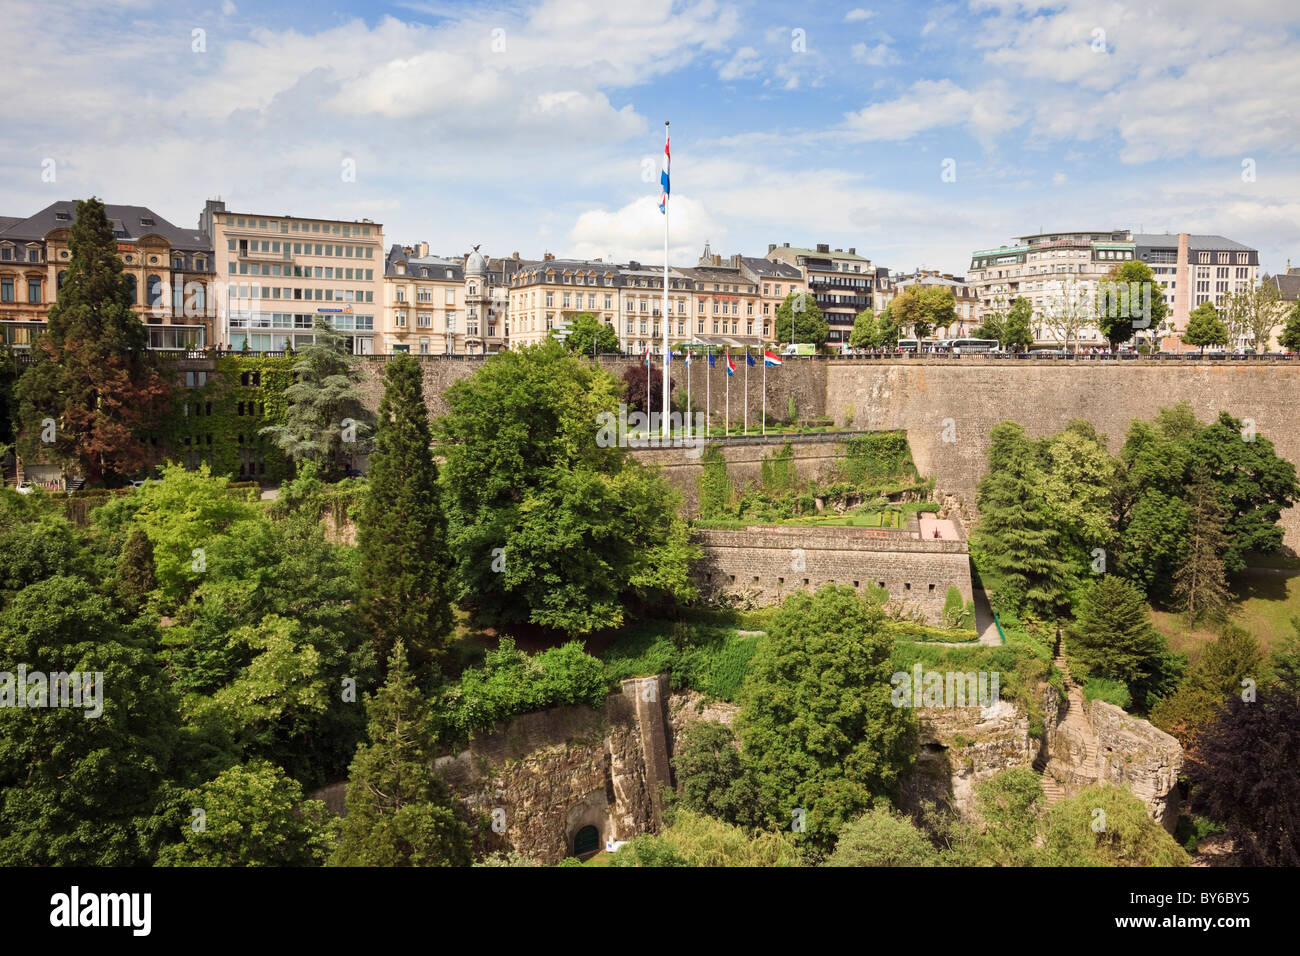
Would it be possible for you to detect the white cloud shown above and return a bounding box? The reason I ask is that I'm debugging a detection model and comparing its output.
[839,80,1017,145]
[567,194,722,263]
[221,0,237,15]
[851,41,897,67]
[844,8,875,21]
[718,46,763,81]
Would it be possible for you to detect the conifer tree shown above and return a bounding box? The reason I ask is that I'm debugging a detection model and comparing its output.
[1172,470,1230,624]
[357,354,452,674]
[330,642,471,867]
[259,318,371,480]
[1066,575,1166,689]
[116,527,157,615]
[16,198,171,484]
[971,422,1075,618]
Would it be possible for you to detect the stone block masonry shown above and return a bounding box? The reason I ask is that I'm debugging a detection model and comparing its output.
[693,524,973,622]
[825,360,1300,547]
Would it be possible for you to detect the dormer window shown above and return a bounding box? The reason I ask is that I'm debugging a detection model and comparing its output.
[140,217,155,227]
[55,212,71,222]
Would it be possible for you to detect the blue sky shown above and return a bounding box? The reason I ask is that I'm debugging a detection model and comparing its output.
[3,0,1298,275]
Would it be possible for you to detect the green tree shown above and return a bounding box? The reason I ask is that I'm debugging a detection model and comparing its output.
[357,354,453,675]
[966,768,1045,866]
[1223,279,1282,352]
[848,309,878,348]
[554,312,620,355]
[773,291,829,347]
[1097,260,1168,350]
[1183,301,1229,354]
[1277,301,1300,353]
[1002,297,1034,351]
[439,341,695,634]
[1190,411,1300,573]
[615,810,801,867]
[15,197,173,484]
[1066,576,1174,702]
[1150,626,1261,748]
[1038,420,1115,566]
[735,586,916,853]
[971,423,1075,618]
[259,318,372,480]
[671,720,764,830]
[892,284,956,341]
[876,305,900,348]
[1171,469,1230,624]
[115,527,157,615]
[155,760,336,866]
[331,642,472,867]
[825,806,942,867]
[0,576,179,865]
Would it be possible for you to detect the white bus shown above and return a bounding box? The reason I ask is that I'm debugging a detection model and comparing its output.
[946,337,1000,353]
[897,337,920,353]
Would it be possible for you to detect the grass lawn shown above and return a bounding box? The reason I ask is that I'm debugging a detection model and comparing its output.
[1151,567,1300,659]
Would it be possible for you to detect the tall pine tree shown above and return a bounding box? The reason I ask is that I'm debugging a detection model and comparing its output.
[357,354,452,674]
[16,198,171,484]
[330,641,471,867]
[1172,469,1230,624]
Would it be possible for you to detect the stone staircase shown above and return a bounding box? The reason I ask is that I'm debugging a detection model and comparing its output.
[1034,632,1100,805]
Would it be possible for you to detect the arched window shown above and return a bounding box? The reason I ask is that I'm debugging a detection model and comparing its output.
[147,274,163,308]
[124,274,138,303]
[56,270,67,292]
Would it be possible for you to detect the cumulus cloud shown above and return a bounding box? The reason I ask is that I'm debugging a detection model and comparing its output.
[718,46,763,81]
[844,8,875,21]
[851,40,897,67]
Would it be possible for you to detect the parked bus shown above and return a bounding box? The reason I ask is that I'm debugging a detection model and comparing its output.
[897,338,919,353]
[947,337,1000,353]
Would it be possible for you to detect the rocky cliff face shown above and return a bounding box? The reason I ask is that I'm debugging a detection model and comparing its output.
[906,685,1182,831]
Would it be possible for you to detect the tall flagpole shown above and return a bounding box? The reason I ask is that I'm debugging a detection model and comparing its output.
[762,352,767,436]
[661,120,671,440]
[725,351,729,437]
[646,350,651,439]
[686,351,692,441]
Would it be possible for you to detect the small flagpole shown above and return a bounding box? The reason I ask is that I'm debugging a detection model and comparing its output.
[661,121,670,440]
[743,346,749,435]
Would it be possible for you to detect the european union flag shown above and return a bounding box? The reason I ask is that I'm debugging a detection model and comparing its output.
[746,351,756,367]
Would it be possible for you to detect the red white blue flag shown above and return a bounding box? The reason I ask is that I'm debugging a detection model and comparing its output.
[763,350,783,366]
[659,136,670,214]
[725,350,736,376]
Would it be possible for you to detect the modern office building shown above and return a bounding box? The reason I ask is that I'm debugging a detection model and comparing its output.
[200,199,384,354]
[0,201,214,350]
[1133,233,1258,348]
[764,242,875,344]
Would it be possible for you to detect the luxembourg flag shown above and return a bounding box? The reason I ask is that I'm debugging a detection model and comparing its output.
[724,350,736,376]
[684,350,691,367]
[659,134,670,214]
[763,350,783,367]
[644,346,652,367]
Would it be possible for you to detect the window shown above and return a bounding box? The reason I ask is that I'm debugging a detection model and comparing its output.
[0,278,12,302]
[27,280,41,303]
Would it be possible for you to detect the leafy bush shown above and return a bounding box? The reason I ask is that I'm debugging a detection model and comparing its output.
[441,638,609,740]
[603,623,761,701]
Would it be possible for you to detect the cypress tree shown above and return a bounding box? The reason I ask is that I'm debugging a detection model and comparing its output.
[357,353,452,674]
[330,641,471,867]
[16,198,171,484]
[116,527,157,615]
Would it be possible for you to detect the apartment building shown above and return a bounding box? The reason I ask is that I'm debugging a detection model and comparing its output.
[883,270,981,337]
[508,255,623,349]
[0,201,214,350]
[201,199,384,354]
[1134,233,1258,349]
[968,229,1135,346]
[740,254,807,343]
[764,242,875,344]
[383,243,519,354]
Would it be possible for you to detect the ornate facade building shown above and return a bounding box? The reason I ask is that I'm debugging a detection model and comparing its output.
[0,201,214,350]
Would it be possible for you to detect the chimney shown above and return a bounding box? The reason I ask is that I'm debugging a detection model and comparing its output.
[544,252,555,261]
[712,254,721,266]
[848,247,856,255]
[512,251,520,260]
[403,245,413,256]
[417,241,429,257]
[816,243,830,253]
[731,253,742,269]
[768,243,776,253]
[783,242,790,248]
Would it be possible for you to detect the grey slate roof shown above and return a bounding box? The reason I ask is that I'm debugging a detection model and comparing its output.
[740,255,801,278]
[1133,233,1256,253]
[0,201,210,250]
[1268,272,1300,301]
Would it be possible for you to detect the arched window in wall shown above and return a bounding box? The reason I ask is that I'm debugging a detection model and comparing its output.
[147,274,163,308]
